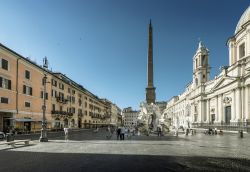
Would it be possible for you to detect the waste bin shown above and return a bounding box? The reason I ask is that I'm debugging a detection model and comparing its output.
[6,133,14,142]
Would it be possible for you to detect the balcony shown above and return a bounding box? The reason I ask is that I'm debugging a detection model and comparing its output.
[51,110,73,117]
[56,96,69,104]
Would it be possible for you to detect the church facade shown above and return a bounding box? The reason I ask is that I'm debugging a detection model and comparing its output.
[164,6,250,132]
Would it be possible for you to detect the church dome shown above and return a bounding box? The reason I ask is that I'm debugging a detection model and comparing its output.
[235,6,250,34]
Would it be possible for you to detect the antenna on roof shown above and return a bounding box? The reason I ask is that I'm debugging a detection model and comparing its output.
[43,56,48,69]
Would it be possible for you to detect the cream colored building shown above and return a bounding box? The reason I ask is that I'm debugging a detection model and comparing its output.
[110,103,122,126]
[164,6,250,132]
[123,107,139,128]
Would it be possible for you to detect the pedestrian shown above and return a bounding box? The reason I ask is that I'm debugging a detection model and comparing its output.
[157,124,162,136]
[106,126,112,139]
[64,126,69,141]
[116,127,121,140]
[120,126,125,140]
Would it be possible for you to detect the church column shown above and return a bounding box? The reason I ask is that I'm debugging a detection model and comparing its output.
[215,96,218,123]
[217,95,222,122]
[203,100,206,122]
[242,86,245,121]
[198,100,203,123]
[206,99,210,123]
[231,89,236,121]
[202,100,206,123]
[236,88,242,121]
[246,86,250,121]
[221,94,224,123]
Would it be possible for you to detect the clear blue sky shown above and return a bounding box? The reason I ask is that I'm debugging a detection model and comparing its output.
[0,0,249,110]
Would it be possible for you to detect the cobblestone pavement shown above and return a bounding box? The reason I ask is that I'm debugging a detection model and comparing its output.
[0,129,250,172]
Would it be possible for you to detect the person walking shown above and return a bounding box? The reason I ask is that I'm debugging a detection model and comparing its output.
[157,124,162,136]
[64,126,69,141]
[116,127,121,140]
[120,126,125,140]
[106,126,112,139]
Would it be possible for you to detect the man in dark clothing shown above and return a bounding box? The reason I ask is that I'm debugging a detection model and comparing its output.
[116,127,121,140]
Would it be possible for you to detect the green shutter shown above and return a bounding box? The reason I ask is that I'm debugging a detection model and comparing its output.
[8,80,11,90]
[0,77,2,87]
[23,85,26,94]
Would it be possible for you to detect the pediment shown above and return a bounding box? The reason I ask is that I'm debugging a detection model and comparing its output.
[211,76,235,91]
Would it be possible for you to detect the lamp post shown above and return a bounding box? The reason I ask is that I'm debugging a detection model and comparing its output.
[40,57,49,142]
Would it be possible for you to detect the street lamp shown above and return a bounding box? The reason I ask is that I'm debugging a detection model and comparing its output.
[40,57,49,142]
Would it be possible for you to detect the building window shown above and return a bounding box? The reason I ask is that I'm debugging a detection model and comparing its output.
[79,99,82,106]
[59,83,64,90]
[0,77,11,90]
[71,107,75,114]
[239,43,245,58]
[25,70,30,79]
[25,102,31,107]
[0,97,9,104]
[72,96,75,104]
[59,92,64,99]
[52,104,55,111]
[1,59,8,70]
[72,90,75,94]
[23,85,32,96]
[68,88,71,93]
[51,79,57,87]
[40,91,48,100]
[201,55,206,66]
[194,106,197,113]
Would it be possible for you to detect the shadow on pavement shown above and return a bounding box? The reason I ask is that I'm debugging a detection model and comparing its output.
[0,150,249,172]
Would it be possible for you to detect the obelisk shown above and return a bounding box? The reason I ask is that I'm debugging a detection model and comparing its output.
[146,20,156,104]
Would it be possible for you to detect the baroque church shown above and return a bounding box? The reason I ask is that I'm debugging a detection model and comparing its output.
[164,6,250,132]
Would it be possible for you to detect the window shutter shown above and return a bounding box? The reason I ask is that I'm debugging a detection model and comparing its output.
[0,77,2,87]
[8,80,11,90]
[23,85,26,94]
[41,91,43,98]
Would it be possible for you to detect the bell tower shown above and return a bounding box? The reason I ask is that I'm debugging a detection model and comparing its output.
[193,41,210,87]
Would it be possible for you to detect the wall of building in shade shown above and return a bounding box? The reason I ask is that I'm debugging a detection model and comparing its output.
[0,43,121,133]
[163,6,250,132]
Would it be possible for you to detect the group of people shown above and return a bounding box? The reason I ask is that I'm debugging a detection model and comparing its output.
[115,126,136,140]
[204,128,223,135]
